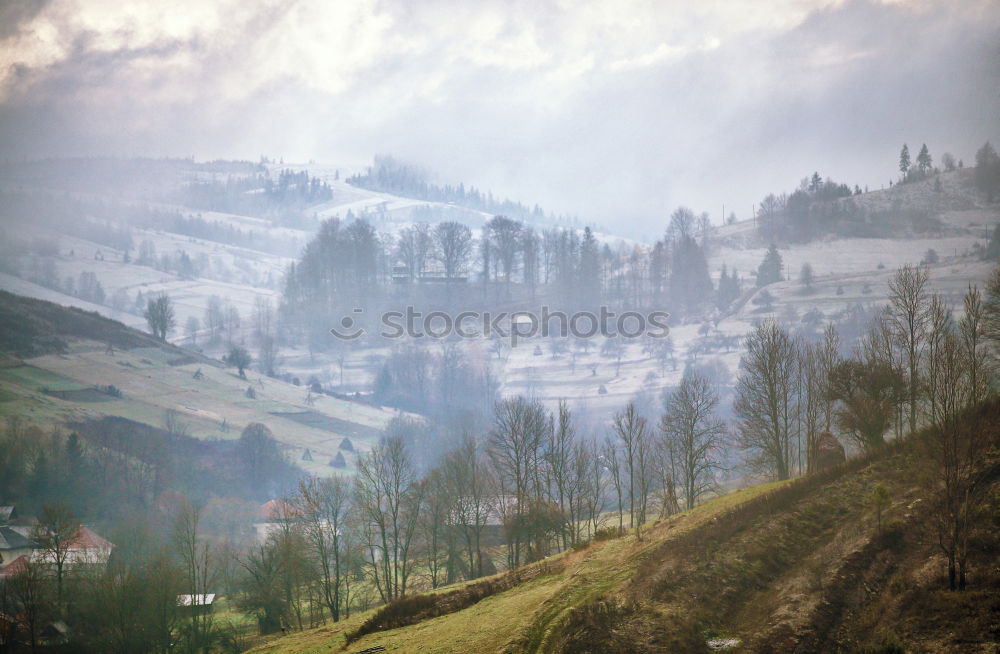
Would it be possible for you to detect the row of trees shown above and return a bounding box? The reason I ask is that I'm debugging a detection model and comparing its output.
[239,380,731,628]
[280,205,733,360]
[974,141,1000,201]
[0,414,299,527]
[179,168,333,221]
[346,155,575,226]
[735,265,993,475]
[898,142,935,181]
[737,264,999,592]
[752,138,1000,244]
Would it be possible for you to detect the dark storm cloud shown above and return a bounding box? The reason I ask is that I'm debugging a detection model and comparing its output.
[0,0,53,39]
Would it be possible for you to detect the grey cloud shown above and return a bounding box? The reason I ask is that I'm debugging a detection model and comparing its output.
[0,0,997,238]
[0,0,54,40]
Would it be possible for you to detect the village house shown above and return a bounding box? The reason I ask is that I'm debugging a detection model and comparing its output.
[55,526,115,567]
[0,505,115,572]
[176,593,217,617]
[0,527,33,568]
[253,499,302,543]
[0,506,32,572]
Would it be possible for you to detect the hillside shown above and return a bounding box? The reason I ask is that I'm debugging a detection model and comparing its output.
[0,292,397,476]
[0,160,997,425]
[248,402,1000,654]
[494,169,998,419]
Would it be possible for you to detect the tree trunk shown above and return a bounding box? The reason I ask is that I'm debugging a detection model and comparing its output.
[958,555,968,591]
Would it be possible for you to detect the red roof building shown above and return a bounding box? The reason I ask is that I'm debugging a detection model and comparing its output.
[255,499,302,522]
[0,555,28,578]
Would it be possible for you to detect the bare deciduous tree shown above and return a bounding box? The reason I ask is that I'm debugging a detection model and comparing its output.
[204,295,224,341]
[433,221,472,281]
[298,475,351,621]
[544,400,575,549]
[612,402,650,534]
[443,436,495,580]
[173,501,216,652]
[922,327,993,590]
[354,435,423,602]
[396,224,433,281]
[817,324,841,434]
[734,319,797,480]
[887,264,930,434]
[417,467,454,588]
[960,284,991,407]
[252,296,274,341]
[163,408,190,439]
[488,396,546,567]
[601,435,625,531]
[583,440,608,538]
[659,371,727,510]
[7,558,49,652]
[257,335,280,377]
[144,294,175,341]
[486,215,522,292]
[31,504,79,607]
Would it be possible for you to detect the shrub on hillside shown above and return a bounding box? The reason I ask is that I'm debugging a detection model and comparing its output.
[593,526,626,542]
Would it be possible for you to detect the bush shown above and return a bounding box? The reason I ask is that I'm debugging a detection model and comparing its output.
[593,526,625,542]
[751,289,775,311]
[863,632,905,654]
[344,562,562,644]
[349,594,439,641]
[98,384,123,398]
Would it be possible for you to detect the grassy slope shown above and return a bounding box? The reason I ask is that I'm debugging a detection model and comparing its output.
[0,292,396,474]
[254,407,1000,654]
[247,482,787,654]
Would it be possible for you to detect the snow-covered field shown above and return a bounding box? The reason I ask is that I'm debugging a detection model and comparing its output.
[708,235,982,281]
[2,162,997,434]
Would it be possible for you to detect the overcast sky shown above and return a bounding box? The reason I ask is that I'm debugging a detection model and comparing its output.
[1,0,998,238]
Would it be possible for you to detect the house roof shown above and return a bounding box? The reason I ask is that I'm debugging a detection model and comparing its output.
[0,555,29,578]
[255,499,301,521]
[0,526,31,551]
[63,526,114,551]
[177,593,216,606]
[0,506,14,523]
[42,620,68,636]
